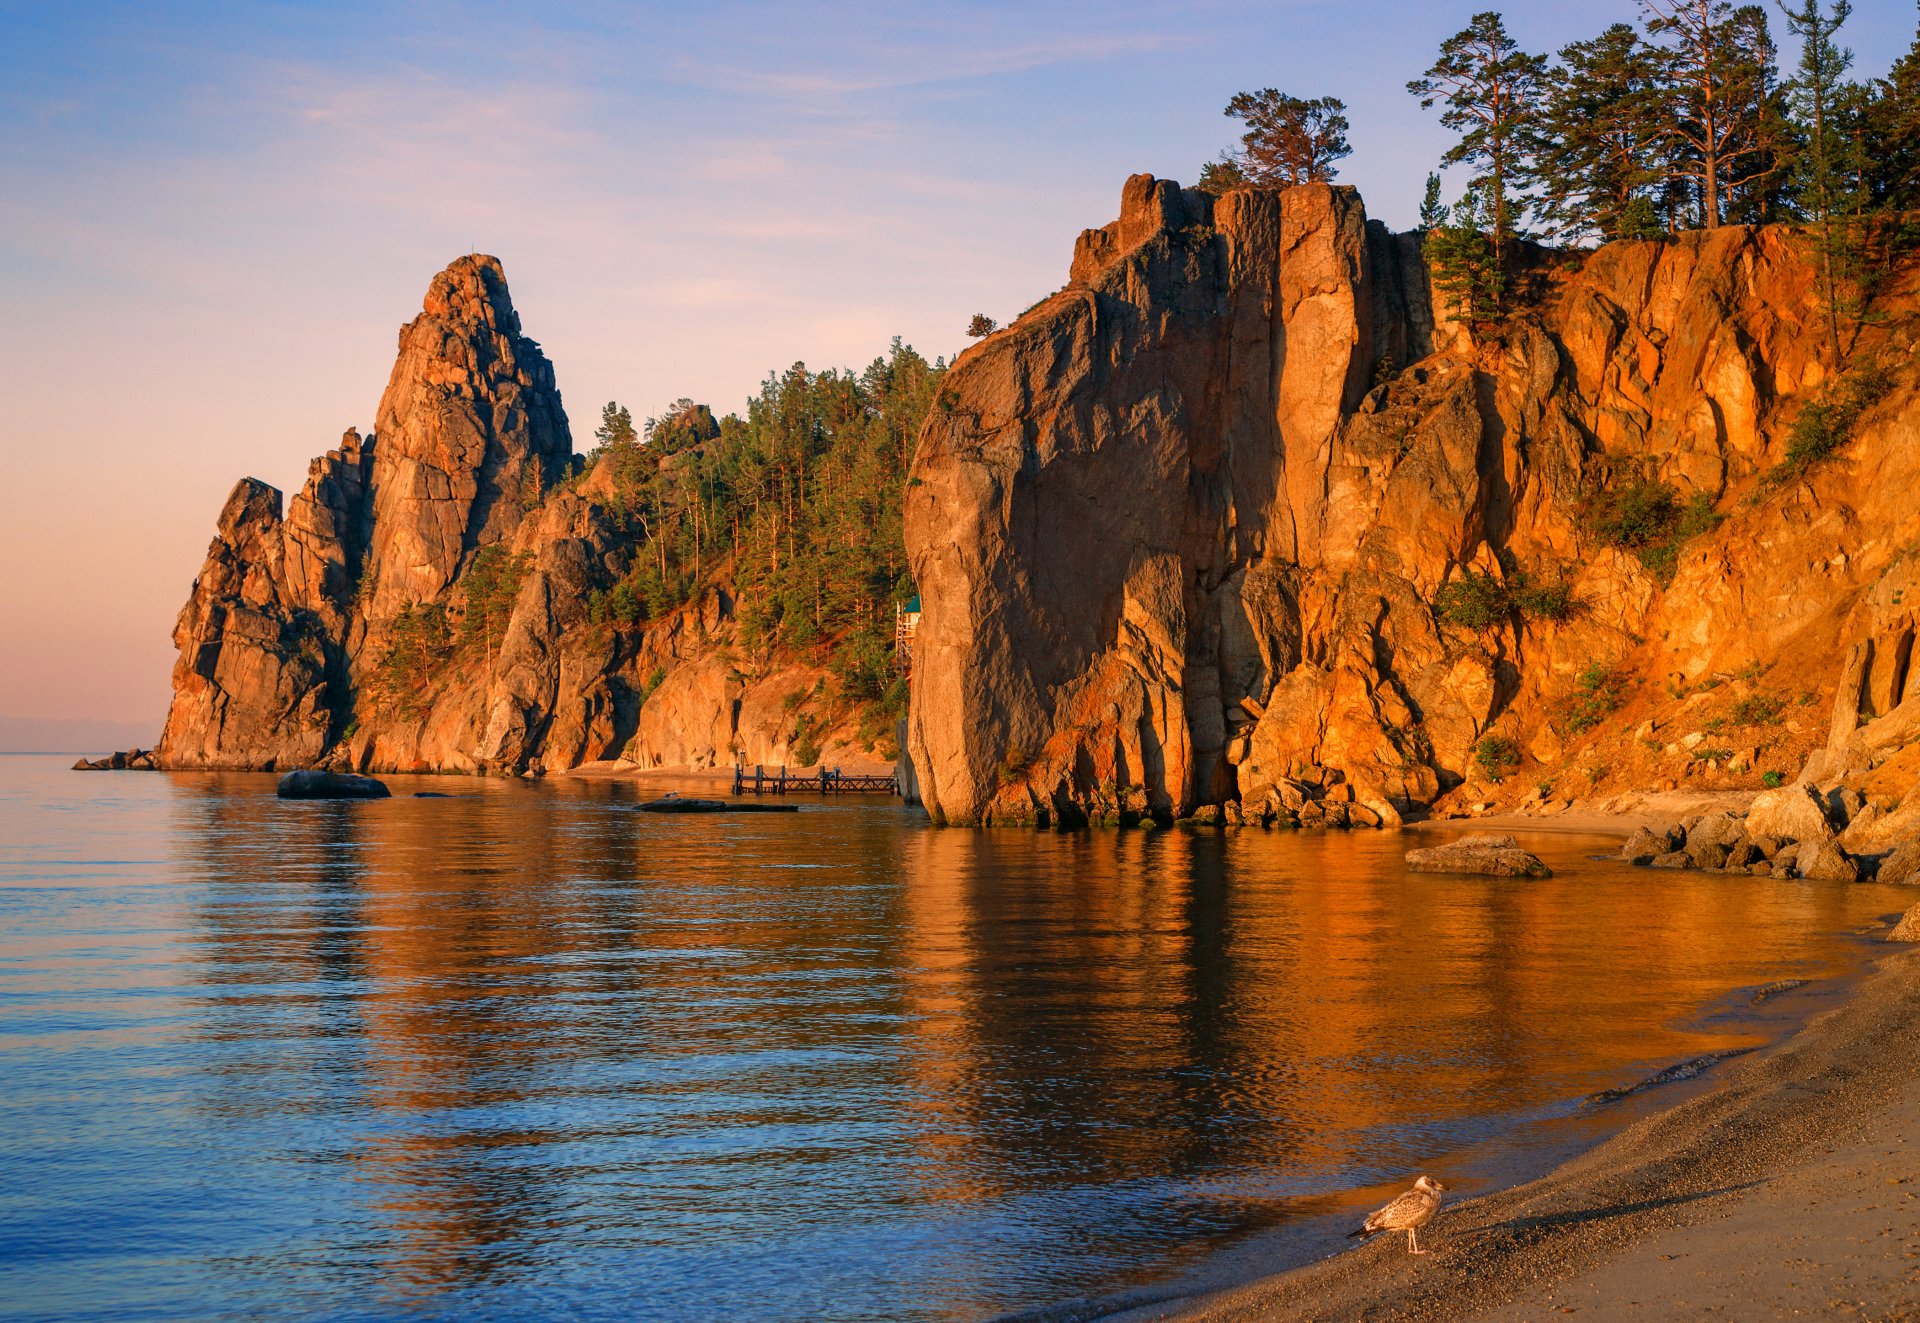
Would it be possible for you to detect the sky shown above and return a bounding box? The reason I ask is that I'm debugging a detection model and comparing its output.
[1,0,1912,750]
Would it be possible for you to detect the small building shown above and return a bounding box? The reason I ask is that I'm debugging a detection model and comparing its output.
[894,595,921,675]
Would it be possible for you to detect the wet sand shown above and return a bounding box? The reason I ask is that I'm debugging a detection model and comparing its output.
[1112,946,1920,1322]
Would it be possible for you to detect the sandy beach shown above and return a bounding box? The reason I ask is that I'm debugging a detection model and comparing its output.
[1109,944,1920,1322]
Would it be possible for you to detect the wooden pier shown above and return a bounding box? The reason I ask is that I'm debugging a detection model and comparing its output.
[732,764,899,796]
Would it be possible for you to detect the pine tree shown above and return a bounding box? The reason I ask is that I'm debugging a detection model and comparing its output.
[1408,12,1549,255]
[1864,10,1920,213]
[1196,155,1250,195]
[1426,188,1504,336]
[1419,173,1447,230]
[1720,5,1794,226]
[1780,0,1857,357]
[1640,0,1784,227]
[1222,90,1352,186]
[1534,23,1665,239]
[595,401,636,447]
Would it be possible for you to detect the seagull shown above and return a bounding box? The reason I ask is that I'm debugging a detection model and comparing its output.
[1348,1175,1447,1255]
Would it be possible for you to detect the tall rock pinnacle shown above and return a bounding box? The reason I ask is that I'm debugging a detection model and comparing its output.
[157,256,572,768]
[358,254,571,628]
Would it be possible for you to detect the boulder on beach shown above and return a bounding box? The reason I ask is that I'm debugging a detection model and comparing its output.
[1405,833,1553,878]
[1796,838,1861,882]
[1620,823,1682,863]
[276,769,390,800]
[1745,784,1838,845]
[1889,902,1920,942]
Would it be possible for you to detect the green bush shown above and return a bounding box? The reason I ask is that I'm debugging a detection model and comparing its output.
[458,546,532,661]
[637,666,667,705]
[1437,569,1583,630]
[1773,359,1893,478]
[1436,571,1510,630]
[1474,734,1522,782]
[374,603,452,716]
[1690,746,1735,763]
[1586,481,1721,586]
[1761,770,1786,788]
[1511,578,1582,623]
[1731,691,1784,726]
[1562,662,1627,735]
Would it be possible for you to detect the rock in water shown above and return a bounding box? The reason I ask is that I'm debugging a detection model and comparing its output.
[1405,834,1553,878]
[277,769,390,799]
[635,797,798,814]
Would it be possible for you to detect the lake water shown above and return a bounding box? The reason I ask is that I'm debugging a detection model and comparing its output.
[2,754,1910,1321]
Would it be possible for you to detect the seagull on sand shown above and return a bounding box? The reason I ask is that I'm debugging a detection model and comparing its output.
[1348,1175,1447,1255]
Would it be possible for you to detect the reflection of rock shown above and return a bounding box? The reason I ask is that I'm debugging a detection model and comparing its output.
[1405,834,1552,878]
[277,769,391,799]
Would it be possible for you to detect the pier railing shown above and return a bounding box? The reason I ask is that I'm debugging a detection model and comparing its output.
[732,765,899,796]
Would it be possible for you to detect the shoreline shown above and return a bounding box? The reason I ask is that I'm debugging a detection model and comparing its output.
[1091,939,1920,1322]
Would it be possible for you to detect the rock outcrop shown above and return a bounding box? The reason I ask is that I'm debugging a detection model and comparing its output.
[157,256,890,775]
[904,173,1919,827]
[1405,833,1553,878]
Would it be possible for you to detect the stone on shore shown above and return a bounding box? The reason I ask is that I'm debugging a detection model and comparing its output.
[1890,902,1920,942]
[277,769,390,799]
[1876,842,1920,887]
[1620,824,1682,863]
[1796,838,1861,882]
[1406,834,1553,878]
[1745,784,1838,845]
[1685,811,1747,852]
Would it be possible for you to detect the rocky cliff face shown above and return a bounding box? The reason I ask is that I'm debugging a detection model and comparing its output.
[158,255,886,774]
[904,175,1919,826]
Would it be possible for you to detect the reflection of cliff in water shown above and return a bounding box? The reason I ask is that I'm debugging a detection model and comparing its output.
[165,778,1889,1315]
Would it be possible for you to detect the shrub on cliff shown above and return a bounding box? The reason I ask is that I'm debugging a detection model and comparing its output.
[1561,662,1628,735]
[1585,479,1720,585]
[1436,571,1509,630]
[1436,569,1583,630]
[1773,357,1894,478]
[1475,735,1522,782]
[1196,156,1249,194]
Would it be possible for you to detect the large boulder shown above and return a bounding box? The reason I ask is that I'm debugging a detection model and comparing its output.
[1620,823,1682,862]
[1877,842,1920,886]
[1405,833,1553,878]
[277,769,391,800]
[1745,784,1839,845]
[1795,838,1860,881]
[1685,811,1747,852]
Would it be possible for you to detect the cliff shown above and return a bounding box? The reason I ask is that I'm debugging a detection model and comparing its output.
[903,175,1920,827]
[157,255,896,774]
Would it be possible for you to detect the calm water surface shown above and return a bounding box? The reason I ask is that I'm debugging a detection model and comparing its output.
[1,755,1910,1321]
